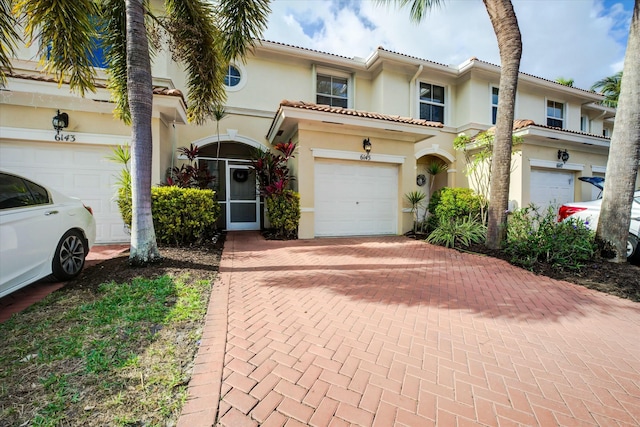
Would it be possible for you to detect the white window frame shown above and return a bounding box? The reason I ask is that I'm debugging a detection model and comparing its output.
[580,115,589,132]
[418,81,446,124]
[491,86,499,125]
[224,62,247,92]
[546,99,565,129]
[314,67,352,108]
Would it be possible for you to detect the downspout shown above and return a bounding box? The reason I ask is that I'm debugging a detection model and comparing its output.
[410,65,423,118]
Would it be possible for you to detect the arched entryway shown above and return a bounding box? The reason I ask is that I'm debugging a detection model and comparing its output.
[415,147,456,225]
[192,134,268,231]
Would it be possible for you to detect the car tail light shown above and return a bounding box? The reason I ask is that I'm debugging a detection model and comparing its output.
[84,205,94,216]
[558,205,587,222]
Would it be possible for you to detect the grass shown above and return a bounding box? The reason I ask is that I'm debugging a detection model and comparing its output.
[0,274,212,426]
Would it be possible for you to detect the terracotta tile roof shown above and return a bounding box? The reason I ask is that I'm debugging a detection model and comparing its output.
[6,72,185,99]
[510,119,610,140]
[466,58,600,95]
[279,100,444,128]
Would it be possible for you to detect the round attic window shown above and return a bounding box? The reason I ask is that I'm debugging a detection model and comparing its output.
[223,63,247,92]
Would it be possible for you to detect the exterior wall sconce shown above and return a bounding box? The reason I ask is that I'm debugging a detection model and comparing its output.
[363,138,372,153]
[361,138,372,161]
[558,149,569,163]
[52,110,69,132]
[52,110,75,141]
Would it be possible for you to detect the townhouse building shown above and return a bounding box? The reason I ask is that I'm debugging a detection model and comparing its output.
[0,36,623,242]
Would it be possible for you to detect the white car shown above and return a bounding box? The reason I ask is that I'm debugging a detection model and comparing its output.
[558,177,640,263]
[0,171,96,298]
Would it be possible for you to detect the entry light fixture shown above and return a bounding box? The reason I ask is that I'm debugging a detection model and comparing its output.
[557,149,569,164]
[52,110,69,132]
[362,138,372,153]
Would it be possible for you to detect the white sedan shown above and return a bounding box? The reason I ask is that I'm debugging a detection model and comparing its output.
[0,171,96,298]
[558,182,640,263]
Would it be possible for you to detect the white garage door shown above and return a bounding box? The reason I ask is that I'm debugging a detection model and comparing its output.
[314,160,398,237]
[530,169,575,212]
[0,141,129,244]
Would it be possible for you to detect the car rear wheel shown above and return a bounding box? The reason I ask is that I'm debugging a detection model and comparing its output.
[52,230,87,280]
[628,233,640,264]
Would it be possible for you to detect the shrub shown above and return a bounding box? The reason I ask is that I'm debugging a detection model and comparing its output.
[426,187,484,232]
[265,190,300,240]
[118,186,220,245]
[426,215,486,248]
[504,205,596,270]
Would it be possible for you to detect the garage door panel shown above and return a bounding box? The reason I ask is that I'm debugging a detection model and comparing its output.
[315,160,398,237]
[530,169,574,212]
[1,141,128,243]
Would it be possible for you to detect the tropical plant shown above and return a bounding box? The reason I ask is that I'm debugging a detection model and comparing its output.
[426,187,485,233]
[377,0,522,250]
[505,204,596,270]
[167,144,215,189]
[426,215,486,249]
[252,141,300,239]
[591,71,622,108]
[596,0,640,262]
[454,130,522,225]
[106,144,131,195]
[253,141,296,196]
[4,0,271,265]
[405,190,426,234]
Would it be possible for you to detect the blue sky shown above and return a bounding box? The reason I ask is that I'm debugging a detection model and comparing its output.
[263,0,634,90]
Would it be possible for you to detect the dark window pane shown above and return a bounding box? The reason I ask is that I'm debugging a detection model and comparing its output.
[332,98,348,108]
[0,174,34,209]
[492,87,499,105]
[419,83,431,101]
[492,106,498,125]
[25,181,49,205]
[317,75,332,94]
[317,95,332,105]
[432,85,444,103]
[432,105,444,123]
[547,118,563,128]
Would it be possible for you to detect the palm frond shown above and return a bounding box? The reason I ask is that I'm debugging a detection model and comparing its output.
[165,0,225,124]
[217,0,271,61]
[1,0,21,86]
[15,0,99,95]
[375,0,445,23]
[101,0,130,124]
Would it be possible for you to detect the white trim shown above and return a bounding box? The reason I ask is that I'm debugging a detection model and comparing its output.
[191,133,269,151]
[301,207,314,213]
[529,158,584,171]
[592,165,607,174]
[0,126,130,146]
[312,148,405,164]
[415,145,456,163]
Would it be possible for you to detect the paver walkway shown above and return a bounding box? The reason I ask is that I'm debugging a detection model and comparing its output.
[179,231,640,426]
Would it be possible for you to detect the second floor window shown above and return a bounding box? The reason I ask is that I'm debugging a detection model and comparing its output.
[491,87,499,125]
[419,82,445,123]
[317,74,348,108]
[224,65,242,88]
[547,100,564,128]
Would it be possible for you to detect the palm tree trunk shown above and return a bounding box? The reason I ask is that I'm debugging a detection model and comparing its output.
[126,0,161,265]
[596,0,640,262]
[483,0,522,249]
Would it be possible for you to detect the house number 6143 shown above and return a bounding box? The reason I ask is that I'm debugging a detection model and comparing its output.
[55,134,76,142]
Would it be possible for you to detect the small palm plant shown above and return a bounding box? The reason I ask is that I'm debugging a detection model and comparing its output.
[405,190,426,235]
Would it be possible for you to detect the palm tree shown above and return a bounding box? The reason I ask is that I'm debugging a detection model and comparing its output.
[596,0,640,262]
[380,0,522,249]
[556,77,574,87]
[591,71,622,108]
[6,0,271,265]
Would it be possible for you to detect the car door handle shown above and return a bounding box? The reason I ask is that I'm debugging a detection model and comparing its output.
[45,210,59,216]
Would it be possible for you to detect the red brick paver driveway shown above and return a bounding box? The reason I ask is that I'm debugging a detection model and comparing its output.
[179,232,640,426]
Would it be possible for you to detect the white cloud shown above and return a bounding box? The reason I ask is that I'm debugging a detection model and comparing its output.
[263,0,633,90]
